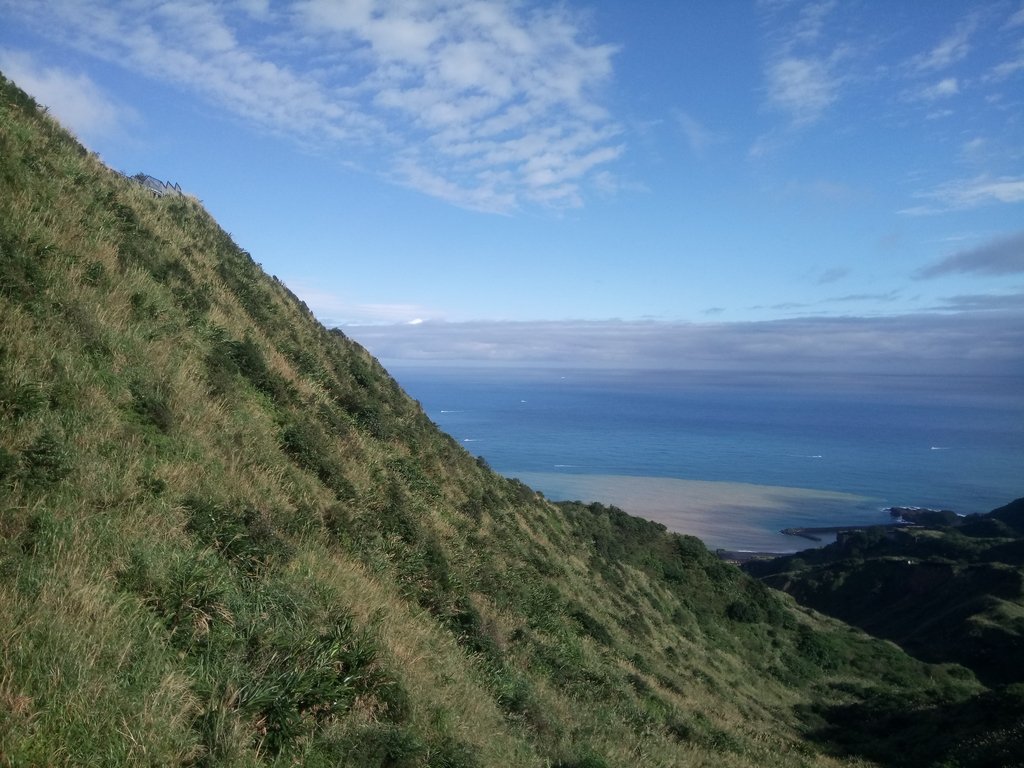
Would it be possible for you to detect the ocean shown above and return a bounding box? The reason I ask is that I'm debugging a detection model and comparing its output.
[389,366,1024,553]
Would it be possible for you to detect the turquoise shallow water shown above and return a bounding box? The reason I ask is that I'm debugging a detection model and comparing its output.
[391,366,1024,551]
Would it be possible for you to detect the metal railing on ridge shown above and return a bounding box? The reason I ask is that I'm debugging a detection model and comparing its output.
[128,173,184,197]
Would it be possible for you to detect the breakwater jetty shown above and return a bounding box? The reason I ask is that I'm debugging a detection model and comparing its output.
[781,506,961,542]
[779,525,867,542]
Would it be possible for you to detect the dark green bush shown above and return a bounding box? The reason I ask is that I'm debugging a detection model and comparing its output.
[204,332,294,405]
[334,723,424,767]
[427,734,482,768]
[279,417,355,499]
[129,378,173,433]
[618,610,652,638]
[445,595,500,661]
[0,232,49,305]
[158,550,234,648]
[215,258,281,331]
[665,716,695,742]
[794,625,841,672]
[569,604,613,646]
[237,627,361,754]
[229,336,293,404]
[554,755,609,768]
[489,666,537,719]
[0,446,18,485]
[20,428,71,485]
[726,600,761,623]
[626,672,651,695]
[184,497,292,575]
[82,260,107,286]
[0,369,47,422]
[63,301,111,360]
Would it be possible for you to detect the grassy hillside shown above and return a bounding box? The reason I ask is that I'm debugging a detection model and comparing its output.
[0,71,1016,767]
[746,503,1024,689]
[745,504,1024,766]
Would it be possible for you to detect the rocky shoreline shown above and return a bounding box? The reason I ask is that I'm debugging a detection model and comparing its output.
[778,506,961,543]
[888,506,961,526]
[716,507,965,562]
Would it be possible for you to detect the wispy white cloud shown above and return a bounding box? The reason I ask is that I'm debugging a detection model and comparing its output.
[0,48,138,142]
[754,0,851,141]
[673,110,720,157]
[815,267,849,285]
[748,131,785,159]
[1009,3,1024,29]
[986,37,1024,82]
[2,0,621,213]
[5,1,372,141]
[901,175,1024,214]
[829,290,901,304]
[750,289,901,313]
[918,230,1024,278]
[784,178,861,203]
[918,77,959,100]
[235,0,271,21]
[765,54,837,126]
[960,137,987,162]
[790,0,838,45]
[910,15,978,72]
[988,55,1024,81]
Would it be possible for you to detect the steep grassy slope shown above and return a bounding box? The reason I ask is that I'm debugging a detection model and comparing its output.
[0,72,1011,767]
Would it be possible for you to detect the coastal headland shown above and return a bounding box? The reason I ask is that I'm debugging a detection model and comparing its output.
[779,506,962,543]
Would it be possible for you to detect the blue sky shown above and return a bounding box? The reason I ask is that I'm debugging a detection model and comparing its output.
[2,1,1023,372]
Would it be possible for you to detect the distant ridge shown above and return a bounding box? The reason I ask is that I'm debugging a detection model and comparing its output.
[990,497,1024,535]
[747,498,1024,689]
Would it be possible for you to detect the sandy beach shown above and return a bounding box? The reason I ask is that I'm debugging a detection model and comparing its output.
[513,472,882,552]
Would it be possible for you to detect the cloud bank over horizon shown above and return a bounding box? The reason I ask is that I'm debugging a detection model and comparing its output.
[342,312,1024,376]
